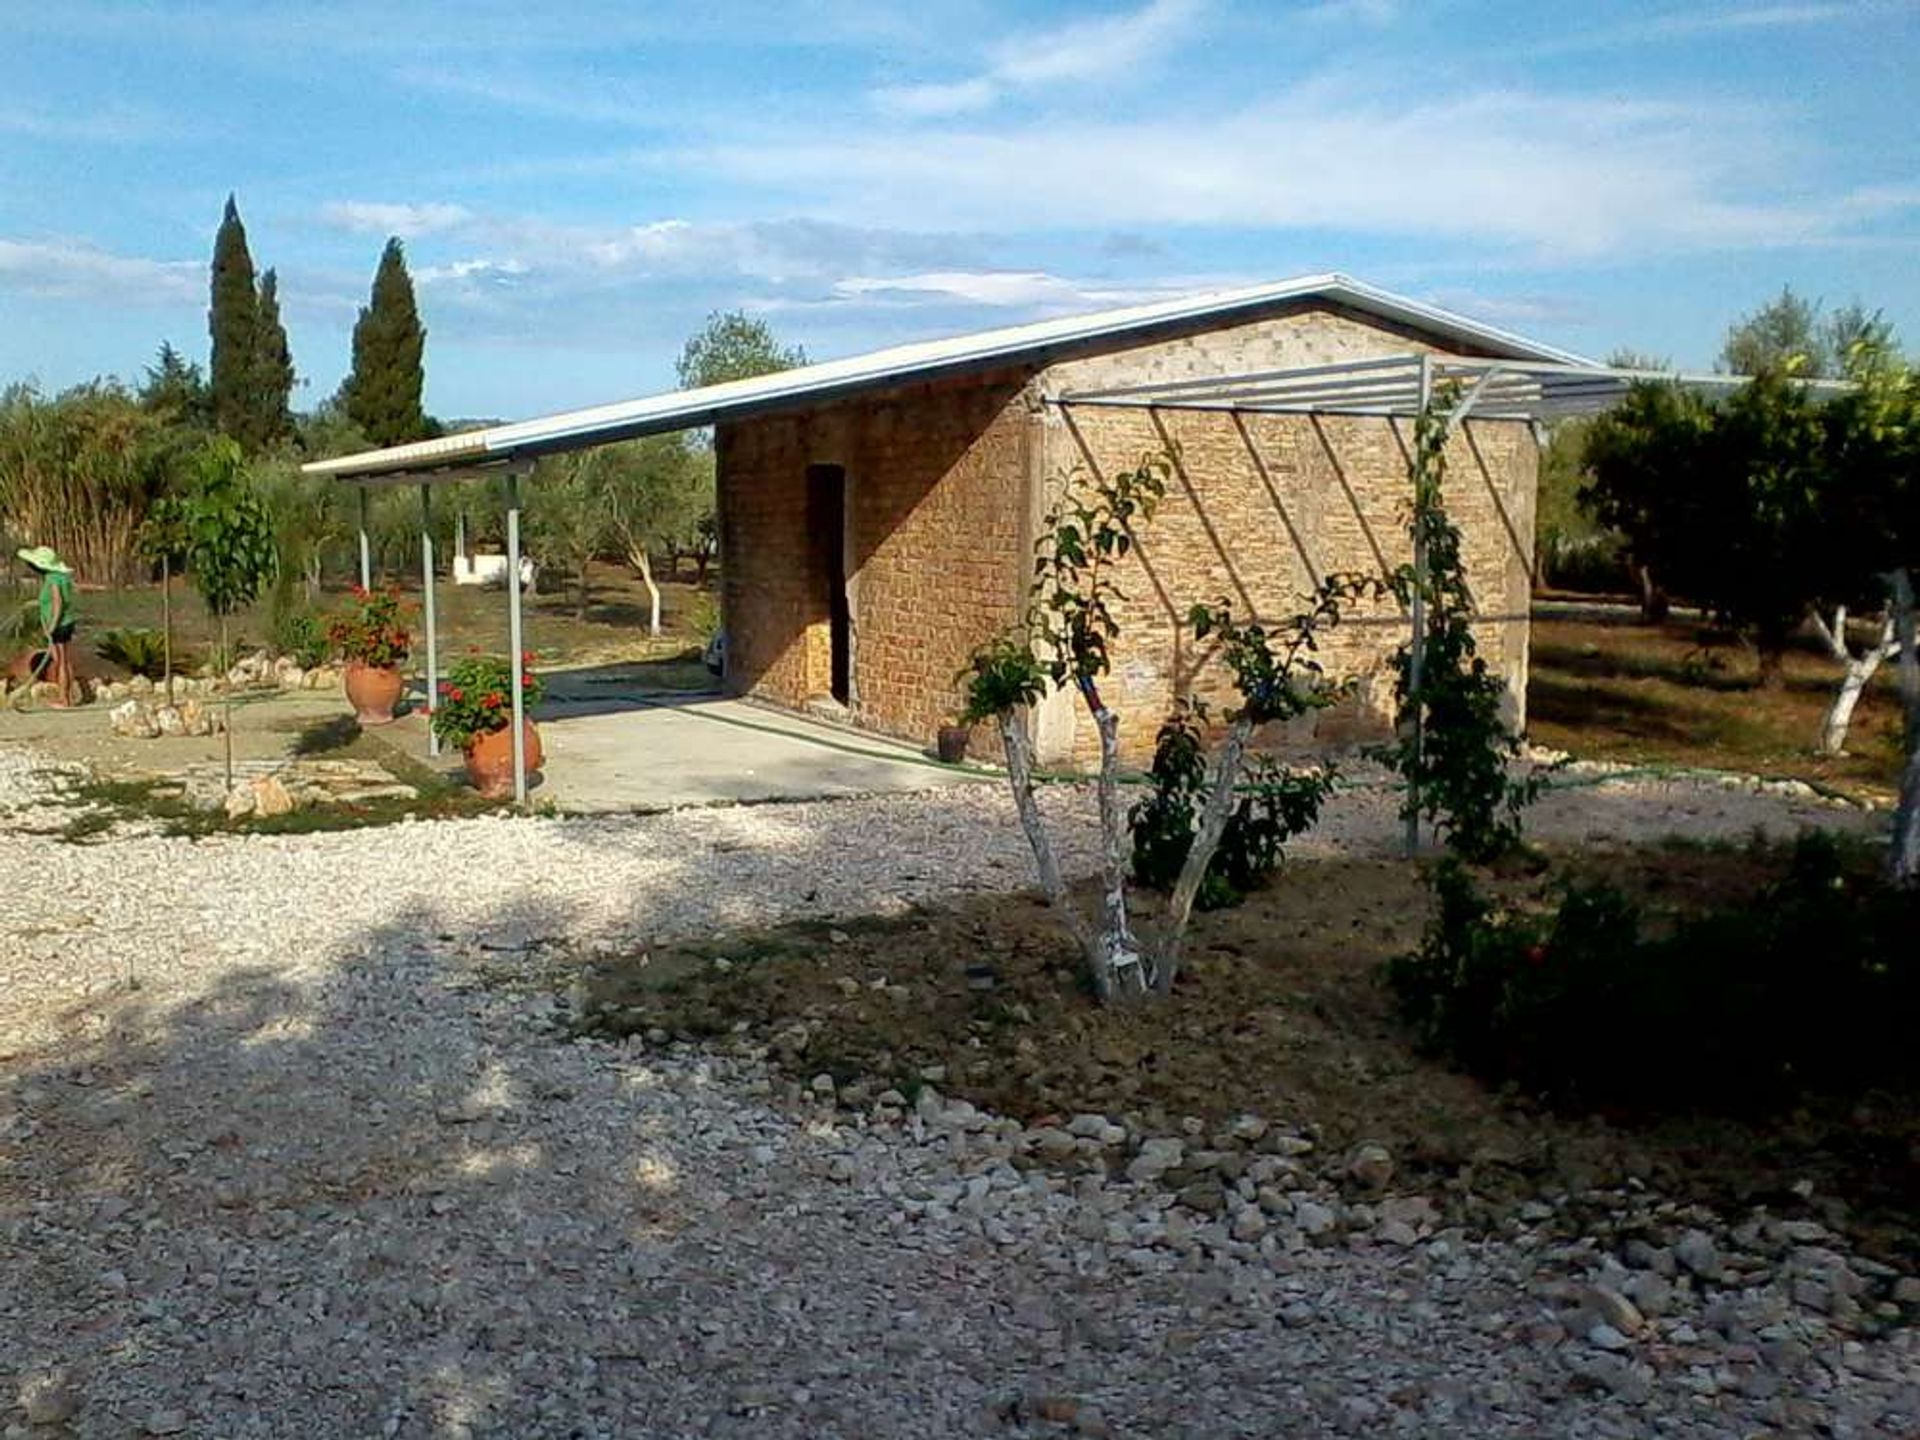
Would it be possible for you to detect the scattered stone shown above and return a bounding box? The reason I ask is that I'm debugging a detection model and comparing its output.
[1346,1141,1394,1191]
[1585,1283,1646,1337]
[1675,1230,1721,1281]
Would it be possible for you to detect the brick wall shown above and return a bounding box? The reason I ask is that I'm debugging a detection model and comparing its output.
[1045,404,1537,766]
[717,369,1032,747]
[717,299,1538,767]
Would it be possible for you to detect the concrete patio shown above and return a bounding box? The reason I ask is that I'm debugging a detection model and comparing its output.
[389,682,987,812]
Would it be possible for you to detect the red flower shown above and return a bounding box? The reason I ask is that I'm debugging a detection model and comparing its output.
[1525,944,1548,966]
[449,687,464,701]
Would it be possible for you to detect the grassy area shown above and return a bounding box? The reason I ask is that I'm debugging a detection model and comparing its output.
[13,561,715,676]
[1528,613,1905,801]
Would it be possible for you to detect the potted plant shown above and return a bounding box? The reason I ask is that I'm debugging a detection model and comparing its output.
[328,586,411,725]
[429,652,545,798]
[936,715,974,764]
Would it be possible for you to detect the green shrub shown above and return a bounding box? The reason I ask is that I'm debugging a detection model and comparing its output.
[95,626,170,679]
[271,609,330,669]
[1129,701,1334,910]
[1387,835,1920,1110]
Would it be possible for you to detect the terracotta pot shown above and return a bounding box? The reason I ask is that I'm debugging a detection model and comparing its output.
[936,722,974,764]
[343,661,404,726]
[463,720,544,800]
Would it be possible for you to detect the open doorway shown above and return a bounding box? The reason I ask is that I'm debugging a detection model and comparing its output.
[806,463,851,705]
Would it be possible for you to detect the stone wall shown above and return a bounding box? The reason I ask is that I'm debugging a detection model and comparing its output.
[1045,403,1537,766]
[717,369,1033,747]
[716,299,1539,766]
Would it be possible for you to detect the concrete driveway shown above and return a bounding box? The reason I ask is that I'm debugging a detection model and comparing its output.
[397,688,987,812]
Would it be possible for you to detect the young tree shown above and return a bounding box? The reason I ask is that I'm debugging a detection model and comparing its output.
[208,195,260,445]
[181,439,278,789]
[252,269,296,448]
[1378,388,1541,861]
[962,454,1365,1002]
[676,310,806,389]
[341,238,429,447]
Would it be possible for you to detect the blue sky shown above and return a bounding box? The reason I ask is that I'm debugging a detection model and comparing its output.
[3,0,1917,420]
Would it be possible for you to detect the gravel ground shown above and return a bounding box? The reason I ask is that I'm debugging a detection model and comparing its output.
[1,745,1911,1438]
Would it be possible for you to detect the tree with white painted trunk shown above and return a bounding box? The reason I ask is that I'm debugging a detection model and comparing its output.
[960,453,1369,1002]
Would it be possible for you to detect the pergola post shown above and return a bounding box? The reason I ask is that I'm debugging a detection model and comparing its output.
[420,484,439,757]
[506,470,527,806]
[357,487,372,590]
[1405,354,1432,858]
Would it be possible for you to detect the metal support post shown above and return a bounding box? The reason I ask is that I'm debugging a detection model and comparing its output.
[1405,354,1433,858]
[421,485,439,756]
[506,472,527,806]
[358,487,372,590]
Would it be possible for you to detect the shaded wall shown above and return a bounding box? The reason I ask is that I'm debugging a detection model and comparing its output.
[716,369,1033,746]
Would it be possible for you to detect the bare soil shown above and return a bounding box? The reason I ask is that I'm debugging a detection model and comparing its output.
[582,844,1919,1267]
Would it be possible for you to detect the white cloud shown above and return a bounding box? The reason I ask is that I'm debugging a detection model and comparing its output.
[688,79,1891,258]
[1296,0,1400,23]
[831,270,1190,310]
[0,240,202,304]
[876,0,1203,116]
[414,257,530,286]
[319,201,475,238]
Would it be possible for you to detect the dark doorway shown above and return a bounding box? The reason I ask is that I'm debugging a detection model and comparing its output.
[806,463,851,704]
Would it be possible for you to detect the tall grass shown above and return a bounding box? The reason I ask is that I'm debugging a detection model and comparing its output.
[0,382,173,585]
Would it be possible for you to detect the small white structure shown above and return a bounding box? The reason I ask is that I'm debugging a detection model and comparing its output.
[453,552,537,590]
[451,512,535,589]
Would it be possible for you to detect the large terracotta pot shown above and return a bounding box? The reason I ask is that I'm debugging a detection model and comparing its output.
[463,720,543,799]
[343,661,404,726]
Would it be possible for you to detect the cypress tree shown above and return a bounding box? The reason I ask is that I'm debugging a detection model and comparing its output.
[207,194,260,444]
[341,237,428,446]
[252,268,296,447]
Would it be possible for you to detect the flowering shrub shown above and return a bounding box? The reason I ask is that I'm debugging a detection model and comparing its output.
[327,586,411,668]
[1387,836,1920,1111]
[428,653,544,751]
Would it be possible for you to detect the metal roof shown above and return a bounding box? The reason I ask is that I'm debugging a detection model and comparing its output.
[303,272,1597,482]
[1053,354,1837,422]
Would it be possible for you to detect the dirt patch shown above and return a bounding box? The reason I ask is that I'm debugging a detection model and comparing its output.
[579,844,1918,1266]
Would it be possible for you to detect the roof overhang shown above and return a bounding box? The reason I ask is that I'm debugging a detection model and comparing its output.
[302,272,1596,483]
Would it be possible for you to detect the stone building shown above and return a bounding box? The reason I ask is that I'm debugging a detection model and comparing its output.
[308,273,1601,771]
[713,275,1574,765]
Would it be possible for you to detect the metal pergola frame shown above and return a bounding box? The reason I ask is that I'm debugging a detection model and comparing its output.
[1052,353,1849,854]
[1053,353,1848,422]
[344,459,536,806]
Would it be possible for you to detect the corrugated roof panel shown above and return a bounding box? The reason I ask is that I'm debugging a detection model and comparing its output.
[304,273,1597,480]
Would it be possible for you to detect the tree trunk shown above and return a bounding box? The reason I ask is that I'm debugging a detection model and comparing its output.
[1887,569,1920,885]
[995,710,1104,993]
[1755,641,1787,691]
[629,546,662,637]
[574,562,591,622]
[220,613,234,793]
[1812,609,1895,756]
[1636,563,1669,623]
[1152,716,1253,995]
[1087,694,1146,999]
[160,557,174,708]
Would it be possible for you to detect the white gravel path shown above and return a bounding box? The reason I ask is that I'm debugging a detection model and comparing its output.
[1,745,1910,1438]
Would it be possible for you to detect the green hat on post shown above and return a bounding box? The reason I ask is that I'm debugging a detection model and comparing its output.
[16,545,69,574]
